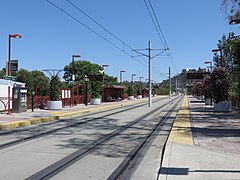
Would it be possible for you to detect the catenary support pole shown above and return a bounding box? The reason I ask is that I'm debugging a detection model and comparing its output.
[169,67,171,98]
[148,41,152,107]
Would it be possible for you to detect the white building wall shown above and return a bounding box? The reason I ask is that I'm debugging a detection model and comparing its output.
[0,79,25,111]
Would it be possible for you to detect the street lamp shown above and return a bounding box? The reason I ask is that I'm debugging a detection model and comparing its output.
[204,61,212,72]
[131,74,136,83]
[212,48,223,67]
[7,34,22,115]
[204,61,213,106]
[71,54,81,107]
[229,15,240,25]
[8,34,22,77]
[139,76,144,82]
[120,70,126,83]
[84,75,89,106]
[102,64,109,102]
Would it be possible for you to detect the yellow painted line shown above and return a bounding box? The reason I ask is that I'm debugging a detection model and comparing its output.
[0,116,58,130]
[168,96,193,145]
[53,96,163,118]
[57,98,149,118]
[0,96,165,130]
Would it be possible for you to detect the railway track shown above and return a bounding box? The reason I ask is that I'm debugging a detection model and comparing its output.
[26,96,183,180]
[0,96,183,179]
[0,97,167,150]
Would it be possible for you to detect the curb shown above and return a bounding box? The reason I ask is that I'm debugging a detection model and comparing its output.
[0,97,157,130]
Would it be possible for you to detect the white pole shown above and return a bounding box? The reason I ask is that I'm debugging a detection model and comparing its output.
[169,67,171,98]
[148,41,152,107]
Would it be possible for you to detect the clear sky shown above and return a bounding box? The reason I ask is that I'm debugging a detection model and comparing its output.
[0,0,238,83]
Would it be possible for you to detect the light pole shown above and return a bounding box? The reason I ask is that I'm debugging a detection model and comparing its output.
[71,54,81,107]
[7,34,22,115]
[131,74,136,83]
[139,76,144,96]
[120,70,126,83]
[204,61,213,106]
[84,75,89,106]
[169,67,171,99]
[212,48,223,67]
[204,61,212,72]
[229,16,240,25]
[102,64,109,102]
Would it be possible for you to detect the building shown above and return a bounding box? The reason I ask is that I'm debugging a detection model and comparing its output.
[0,79,25,111]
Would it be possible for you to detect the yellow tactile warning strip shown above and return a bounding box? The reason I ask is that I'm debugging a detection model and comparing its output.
[168,96,193,145]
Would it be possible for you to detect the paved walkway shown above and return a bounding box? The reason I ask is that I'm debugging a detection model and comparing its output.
[0,97,161,130]
[159,96,240,180]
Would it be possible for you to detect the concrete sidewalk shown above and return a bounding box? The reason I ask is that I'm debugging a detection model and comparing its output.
[0,97,157,130]
[159,96,240,180]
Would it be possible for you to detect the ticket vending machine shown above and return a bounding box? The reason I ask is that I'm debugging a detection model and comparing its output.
[12,87,28,113]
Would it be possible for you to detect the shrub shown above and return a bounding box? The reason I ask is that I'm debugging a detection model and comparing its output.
[210,68,229,103]
[127,85,134,96]
[203,76,211,99]
[49,75,61,101]
[91,81,102,98]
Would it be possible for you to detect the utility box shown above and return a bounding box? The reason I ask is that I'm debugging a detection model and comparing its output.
[12,87,28,113]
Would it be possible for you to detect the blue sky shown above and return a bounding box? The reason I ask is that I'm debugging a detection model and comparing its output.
[0,0,238,83]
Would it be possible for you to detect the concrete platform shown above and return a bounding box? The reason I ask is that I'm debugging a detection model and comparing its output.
[159,96,240,180]
[0,97,159,130]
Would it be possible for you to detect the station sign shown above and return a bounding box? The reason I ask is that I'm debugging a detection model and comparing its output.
[10,60,18,71]
[4,75,16,80]
[88,74,103,81]
[187,72,210,79]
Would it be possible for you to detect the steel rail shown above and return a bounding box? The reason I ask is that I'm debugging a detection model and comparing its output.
[0,97,167,150]
[107,96,183,180]
[26,96,182,180]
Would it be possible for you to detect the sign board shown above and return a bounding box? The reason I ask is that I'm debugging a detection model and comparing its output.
[10,60,18,71]
[187,72,210,79]
[4,75,16,80]
[88,74,103,81]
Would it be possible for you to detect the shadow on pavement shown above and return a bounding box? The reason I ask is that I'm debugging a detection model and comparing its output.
[159,167,240,176]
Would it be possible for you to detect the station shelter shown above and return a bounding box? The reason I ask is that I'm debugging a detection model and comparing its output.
[104,85,126,102]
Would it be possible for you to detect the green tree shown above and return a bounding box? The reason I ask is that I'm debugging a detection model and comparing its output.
[221,0,240,18]
[104,74,118,86]
[91,81,102,98]
[203,76,211,99]
[63,60,102,83]
[216,33,240,104]
[16,69,33,94]
[193,81,204,96]
[127,85,134,96]
[155,86,169,95]
[15,69,50,96]
[133,82,144,95]
[63,60,119,97]
[0,68,6,78]
[31,70,50,96]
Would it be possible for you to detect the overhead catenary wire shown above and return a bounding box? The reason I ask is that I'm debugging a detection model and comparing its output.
[144,0,179,74]
[65,0,168,78]
[144,0,166,50]
[46,0,168,79]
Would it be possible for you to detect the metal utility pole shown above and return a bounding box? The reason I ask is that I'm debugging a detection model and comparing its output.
[148,41,152,107]
[133,41,168,107]
[176,78,178,95]
[169,67,171,98]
